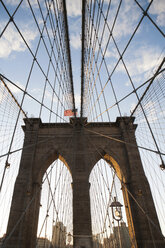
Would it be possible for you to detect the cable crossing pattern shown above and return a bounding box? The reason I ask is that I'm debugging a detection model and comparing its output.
[0,0,165,247]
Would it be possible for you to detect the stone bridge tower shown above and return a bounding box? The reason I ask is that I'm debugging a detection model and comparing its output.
[4,117,164,248]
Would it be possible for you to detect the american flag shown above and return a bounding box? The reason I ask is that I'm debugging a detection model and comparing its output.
[64,109,77,116]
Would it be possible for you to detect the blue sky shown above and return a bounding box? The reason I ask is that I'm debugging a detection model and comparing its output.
[0,0,164,122]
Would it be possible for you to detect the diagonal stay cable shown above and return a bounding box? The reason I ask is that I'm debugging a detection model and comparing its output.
[108,33,165,167]
[45,0,74,108]
[130,57,165,117]
[87,133,138,246]
[84,0,112,121]
[2,131,74,246]
[88,134,165,241]
[31,0,72,110]
[0,74,67,123]
[1,163,54,247]
[0,0,23,38]
[86,68,165,123]
[84,0,122,117]
[1,0,68,112]
[0,125,75,160]
[84,0,106,117]
[0,0,69,170]
[0,77,28,119]
[134,0,165,38]
[27,0,70,109]
[37,135,74,241]
[86,0,154,114]
[85,128,165,156]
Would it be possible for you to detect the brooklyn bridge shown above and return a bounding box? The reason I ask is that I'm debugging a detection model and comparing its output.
[0,0,165,247]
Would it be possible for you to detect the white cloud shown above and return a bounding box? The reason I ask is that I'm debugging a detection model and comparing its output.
[5,0,20,5]
[66,0,81,17]
[125,81,130,87]
[68,17,81,49]
[0,80,23,105]
[5,0,42,8]
[5,0,80,16]
[113,0,141,39]
[159,110,165,118]
[156,13,165,27]
[70,34,81,49]
[148,0,165,27]
[117,44,162,80]
[0,22,37,58]
[93,0,141,58]
[69,17,81,34]
[143,101,158,123]
[30,88,42,96]
[130,102,136,113]
[7,81,24,94]
[105,47,119,59]
[44,90,58,103]
[135,100,158,123]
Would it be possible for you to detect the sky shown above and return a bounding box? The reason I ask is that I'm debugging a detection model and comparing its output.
[0,0,164,121]
[0,0,165,242]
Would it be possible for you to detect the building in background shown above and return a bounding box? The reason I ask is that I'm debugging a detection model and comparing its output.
[37,237,52,248]
[52,222,66,248]
[103,222,131,248]
[93,234,103,248]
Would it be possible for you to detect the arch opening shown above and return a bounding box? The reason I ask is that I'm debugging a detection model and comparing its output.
[36,158,73,248]
[35,149,72,184]
[103,154,125,183]
[89,158,132,248]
